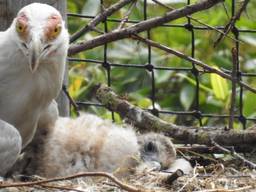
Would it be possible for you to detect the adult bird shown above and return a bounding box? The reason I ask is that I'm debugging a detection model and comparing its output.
[0,3,69,176]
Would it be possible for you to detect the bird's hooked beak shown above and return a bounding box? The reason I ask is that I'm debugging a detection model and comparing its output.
[27,35,44,73]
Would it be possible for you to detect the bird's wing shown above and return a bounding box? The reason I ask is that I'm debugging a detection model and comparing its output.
[0,119,22,175]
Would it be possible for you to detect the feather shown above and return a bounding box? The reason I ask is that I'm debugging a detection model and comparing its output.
[14,113,178,178]
[0,3,68,176]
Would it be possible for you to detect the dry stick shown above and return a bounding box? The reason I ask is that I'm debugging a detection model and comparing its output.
[68,0,224,55]
[70,0,136,43]
[194,186,253,192]
[196,174,252,178]
[0,172,146,192]
[177,145,254,154]
[96,84,256,147]
[211,140,256,169]
[151,0,240,44]
[214,0,250,47]
[164,169,184,185]
[178,149,218,163]
[39,183,86,192]
[177,173,199,192]
[116,0,137,31]
[228,48,238,130]
[132,34,256,94]
[62,85,80,116]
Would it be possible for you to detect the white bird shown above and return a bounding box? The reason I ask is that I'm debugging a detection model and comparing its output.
[0,3,68,176]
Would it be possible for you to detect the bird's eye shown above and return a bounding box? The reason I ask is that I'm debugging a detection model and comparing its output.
[54,26,61,34]
[145,141,157,153]
[16,22,26,33]
[52,25,61,39]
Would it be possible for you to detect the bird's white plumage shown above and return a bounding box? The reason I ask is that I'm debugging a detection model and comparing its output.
[0,120,21,176]
[166,158,193,174]
[0,3,68,176]
[11,112,182,178]
[37,113,140,177]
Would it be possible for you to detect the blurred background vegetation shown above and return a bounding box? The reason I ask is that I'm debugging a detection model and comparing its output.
[67,0,256,129]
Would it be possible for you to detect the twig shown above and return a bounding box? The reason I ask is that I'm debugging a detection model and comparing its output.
[214,0,250,47]
[211,140,256,169]
[68,0,224,55]
[39,183,86,192]
[0,172,147,192]
[102,181,119,188]
[132,34,256,94]
[177,172,199,192]
[178,149,218,163]
[95,84,256,147]
[196,174,252,178]
[228,48,238,129]
[62,85,80,116]
[177,145,254,154]
[151,0,240,44]
[70,0,136,43]
[116,0,137,30]
[194,185,252,192]
[164,169,184,185]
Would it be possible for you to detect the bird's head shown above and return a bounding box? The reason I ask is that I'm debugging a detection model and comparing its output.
[11,3,69,73]
[138,133,176,170]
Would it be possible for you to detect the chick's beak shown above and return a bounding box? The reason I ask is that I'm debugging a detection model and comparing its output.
[28,36,42,73]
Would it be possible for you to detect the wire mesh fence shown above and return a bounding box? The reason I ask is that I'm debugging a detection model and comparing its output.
[66,0,256,129]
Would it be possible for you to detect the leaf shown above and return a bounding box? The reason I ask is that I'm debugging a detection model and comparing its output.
[176,73,212,93]
[243,92,256,117]
[68,77,84,98]
[241,35,256,47]
[210,66,228,100]
[180,85,195,110]
[82,0,100,16]
[67,1,78,13]
[138,98,152,108]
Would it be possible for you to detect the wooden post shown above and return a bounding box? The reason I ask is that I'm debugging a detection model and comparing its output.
[0,0,70,116]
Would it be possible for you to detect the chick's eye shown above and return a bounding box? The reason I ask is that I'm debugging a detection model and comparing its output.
[145,141,156,152]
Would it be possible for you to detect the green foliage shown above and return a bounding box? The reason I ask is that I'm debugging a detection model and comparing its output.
[210,66,228,100]
[67,1,256,128]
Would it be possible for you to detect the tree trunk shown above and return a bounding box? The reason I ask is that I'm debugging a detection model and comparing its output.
[0,0,69,116]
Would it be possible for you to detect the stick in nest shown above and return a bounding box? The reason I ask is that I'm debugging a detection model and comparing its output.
[0,172,150,192]
[164,169,184,185]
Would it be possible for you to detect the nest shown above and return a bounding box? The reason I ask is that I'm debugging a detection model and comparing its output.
[1,162,256,192]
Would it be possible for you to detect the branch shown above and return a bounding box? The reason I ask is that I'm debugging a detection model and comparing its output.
[177,145,255,154]
[62,85,80,116]
[115,0,137,31]
[70,0,136,43]
[132,35,256,94]
[194,186,252,192]
[68,0,224,55]
[214,0,250,47]
[211,140,256,169]
[164,169,184,185]
[39,183,85,192]
[95,84,256,147]
[228,48,238,129]
[0,172,146,192]
[151,0,240,44]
